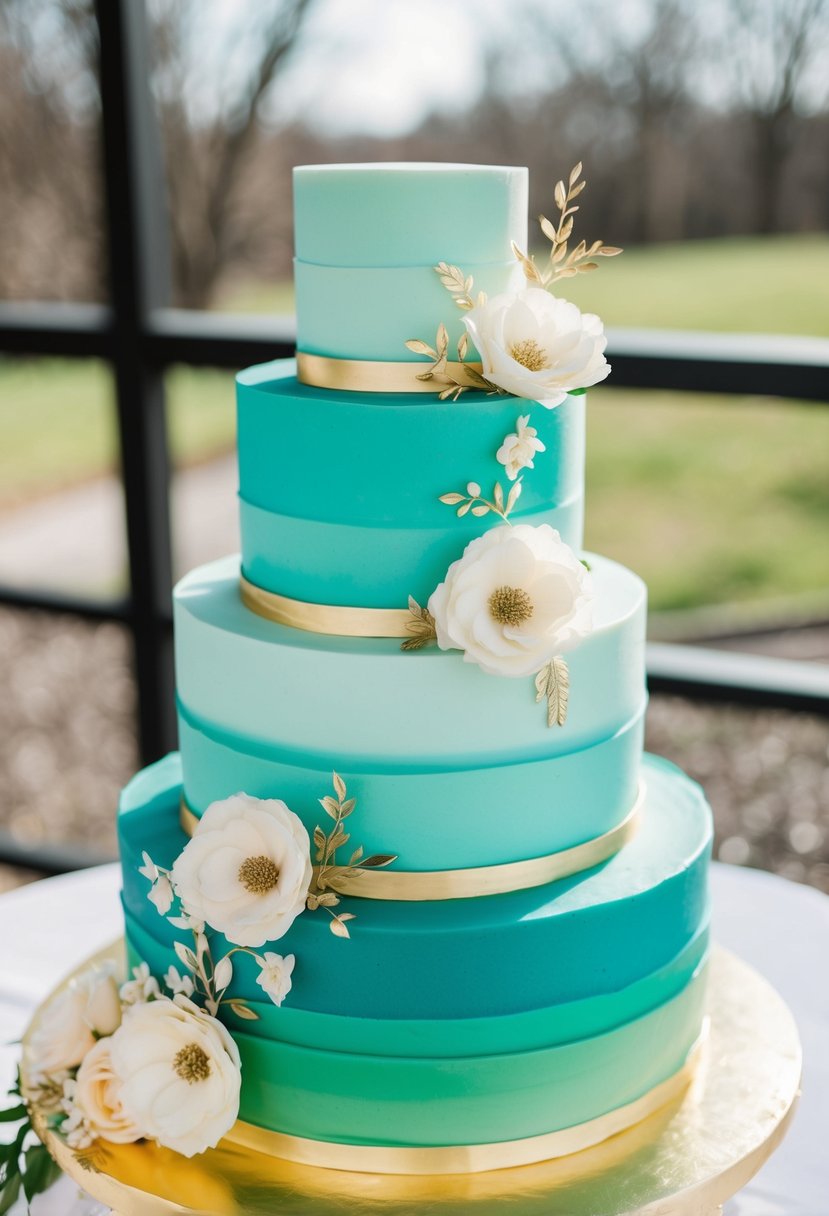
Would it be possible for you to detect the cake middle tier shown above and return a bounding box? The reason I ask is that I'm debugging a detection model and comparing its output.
[175,553,646,872]
[237,358,585,607]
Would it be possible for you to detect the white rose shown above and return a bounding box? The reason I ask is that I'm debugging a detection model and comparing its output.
[72,1037,143,1145]
[464,287,610,404]
[109,995,241,1158]
[428,524,593,678]
[170,794,312,948]
[30,965,122,1074]
[496,414,546,481]
[255,953,295,1007]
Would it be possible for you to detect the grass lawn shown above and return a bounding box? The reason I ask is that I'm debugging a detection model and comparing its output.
[1,235,827,614]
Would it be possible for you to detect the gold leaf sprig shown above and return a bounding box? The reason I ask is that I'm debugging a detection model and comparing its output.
[439,478,522,522]
[535,657,570,727]
[513,163,623,290]
[402,596,437,651]
[308,774,397,938]
[434,262,486,311]
[406,321,500,402]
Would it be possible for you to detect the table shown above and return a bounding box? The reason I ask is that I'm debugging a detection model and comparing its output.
[0,862,825,1215]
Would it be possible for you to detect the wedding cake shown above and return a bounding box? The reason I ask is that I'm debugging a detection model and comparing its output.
[29,164,715,1175]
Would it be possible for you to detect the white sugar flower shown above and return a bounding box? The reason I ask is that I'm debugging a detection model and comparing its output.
[61,1079,96,1150]
[30,964,122,1075]
[71,1038,143,1145]
[109,995,241,1158]
[496,414,546,481]
[255,953,295,1007]
[120,962,161,1006]
[170,794,313,948]
[428,524,593,678]
[164,966,195,998]
[464,287,609,405]
[139,852,174,916]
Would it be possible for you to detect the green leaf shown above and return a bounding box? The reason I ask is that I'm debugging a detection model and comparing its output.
[0,1106,27,1123]
[22,1143,61,1203]
[0,1170,21,1216]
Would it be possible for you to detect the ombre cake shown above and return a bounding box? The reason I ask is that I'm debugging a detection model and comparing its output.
[116,163,713,1172]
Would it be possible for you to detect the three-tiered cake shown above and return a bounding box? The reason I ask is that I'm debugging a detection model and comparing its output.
[117,163,712,1172]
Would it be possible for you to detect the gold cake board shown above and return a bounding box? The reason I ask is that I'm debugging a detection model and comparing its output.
[22,943,800,1216]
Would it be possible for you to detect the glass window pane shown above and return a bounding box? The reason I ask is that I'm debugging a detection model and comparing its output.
[0,358,127,598]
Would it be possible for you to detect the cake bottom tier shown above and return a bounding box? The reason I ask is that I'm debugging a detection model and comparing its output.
[119,753,712,1156]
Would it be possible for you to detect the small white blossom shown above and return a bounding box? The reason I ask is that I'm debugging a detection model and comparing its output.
[147,873,174,916]
[61,1079,97,1150]
[138,852,158,883]
[120,963,161,1007]
[496,414,546,481]
[164,965,195,998]
[255,953,295,1007]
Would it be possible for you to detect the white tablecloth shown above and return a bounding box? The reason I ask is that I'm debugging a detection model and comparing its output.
[0,862,826,1214]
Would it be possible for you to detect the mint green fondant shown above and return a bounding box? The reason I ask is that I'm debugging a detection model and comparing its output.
[295,260,524,361]
[174,555,645,764]
[235,359,586,603]
[240,494,584,608]
[177,700,643,870]
[118,753,712,1020]
[293,164,528,268]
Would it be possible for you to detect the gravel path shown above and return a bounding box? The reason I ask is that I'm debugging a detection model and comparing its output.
[1,606,827,896]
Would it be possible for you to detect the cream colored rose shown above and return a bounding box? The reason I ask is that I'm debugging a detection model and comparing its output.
[170,794,313,948]
[496,414,546,480]
[30,964,122,1074]
[255,953,295,1007]
[109,995,241,1158]
[464,287,609,404]
[428,524,593,678]
[73,1037,143,1144]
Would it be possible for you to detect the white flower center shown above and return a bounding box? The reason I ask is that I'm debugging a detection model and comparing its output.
[509,338,549,372]
[238,855,281,894]
[173,1042,211,1084]
[489,585,534,627]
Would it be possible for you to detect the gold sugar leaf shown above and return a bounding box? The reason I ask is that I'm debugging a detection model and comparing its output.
[569,179,587,198]
[538,214,557,242]
[405,338,438,358]
[600,245,623,256]
[578,262,599,272]
[437,322,449,355]
[552,241,568,264]
[511,241,543,284]
[457,332,469,362]
[559,216,574,242]
[319,794,340,820]
[349,846,364,865]
[329,913,355,939]
[493,482,505,512]
[333,772,347,801]
[506,479,523,514]
[467,481,481,496]
[569,161,583,187]
[340,798,356,817]
[438,386,456,401]
[361,854,396,868]
[471,504,490,516]
[554,180,567,210]
[535,657,570,728]
[457,501,472,517]
[439,492,465,505]
[228,1001,259,1021]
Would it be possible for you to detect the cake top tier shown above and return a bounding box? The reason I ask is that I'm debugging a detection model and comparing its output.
[294,163,528,268]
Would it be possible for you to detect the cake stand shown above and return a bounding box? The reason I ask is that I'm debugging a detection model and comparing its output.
[21,944,800,1216]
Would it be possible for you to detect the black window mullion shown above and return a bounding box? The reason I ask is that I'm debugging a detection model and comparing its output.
[94,0,176,764]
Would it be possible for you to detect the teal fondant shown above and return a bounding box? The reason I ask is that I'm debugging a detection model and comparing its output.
[125,914,708,1058]
[236,359,585,602]
[118,753,712,1021]
[293,163,527,268]
[295,260,524,360]
[177,699,644,870]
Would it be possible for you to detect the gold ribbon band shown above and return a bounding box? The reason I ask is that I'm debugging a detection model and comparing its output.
[225,1029,705,1175]
[180,784,643,901]
[241,575,410,638]
[297,350,483,395]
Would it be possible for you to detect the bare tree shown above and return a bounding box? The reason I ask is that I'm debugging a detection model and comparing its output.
[149,0,315,307]
[715,0,829,233]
